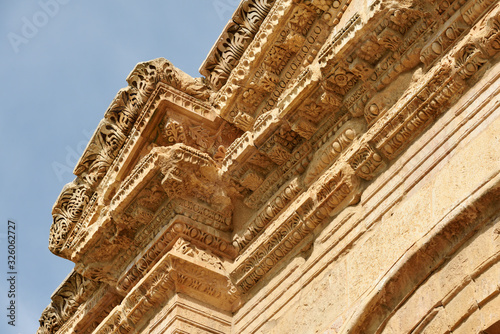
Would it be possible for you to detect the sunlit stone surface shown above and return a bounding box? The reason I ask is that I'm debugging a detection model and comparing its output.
[38,1,500,333]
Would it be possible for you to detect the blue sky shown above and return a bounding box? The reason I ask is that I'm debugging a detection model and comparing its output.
[0,1,236,333]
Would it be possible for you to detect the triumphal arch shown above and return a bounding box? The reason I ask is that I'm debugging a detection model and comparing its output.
[38,0,500,333]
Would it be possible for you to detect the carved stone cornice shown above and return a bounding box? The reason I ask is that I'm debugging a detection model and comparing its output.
[70,144,236,286]
[209,0,348,129]
[48,58,219,260]
[221,0,500,296]
[200,0,277,90]
[231,162,361,292]
[75,58,211,189]
[92,239,239,334]
[42,0,500,332]
[37,271,100,334]
[370,7,499,161]
[49,180,92,258]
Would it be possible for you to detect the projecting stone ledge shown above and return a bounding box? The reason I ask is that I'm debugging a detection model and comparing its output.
[39,0,500,333]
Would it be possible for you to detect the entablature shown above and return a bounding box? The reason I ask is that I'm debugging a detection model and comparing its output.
[37,271,120,334]
[40,0,500,332]
[48,58,241,261]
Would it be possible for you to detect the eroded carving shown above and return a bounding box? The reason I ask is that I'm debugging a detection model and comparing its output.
[37,272,98,334]
[49,181,91,256]
[41,0,500,333]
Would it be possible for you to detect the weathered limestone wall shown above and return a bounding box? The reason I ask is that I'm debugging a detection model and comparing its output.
[234,56,500,334]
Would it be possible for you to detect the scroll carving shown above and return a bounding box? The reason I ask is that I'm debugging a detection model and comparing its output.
[37,272,98,334]
[49,181,91,256]
[127,58,211,101]
[201,0,276,90]
[41,0,500,332]
[75,58,211,188]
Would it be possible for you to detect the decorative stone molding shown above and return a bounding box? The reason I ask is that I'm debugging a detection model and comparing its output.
[49,181,91,257]
[41,0,500,333]
[200,0,277,90]
[76,58,211,188]
[37,271,99,334]
[48,58,217,259]
[93,239,238,334]
[70,144,237,287]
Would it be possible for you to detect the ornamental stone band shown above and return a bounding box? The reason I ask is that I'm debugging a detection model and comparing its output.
[38,0,500,333]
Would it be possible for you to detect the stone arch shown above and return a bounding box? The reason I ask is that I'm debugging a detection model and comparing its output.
[337,174,500,334]
[398,255,500,334]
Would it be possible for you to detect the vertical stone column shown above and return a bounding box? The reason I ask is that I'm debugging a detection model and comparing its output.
[146,293,232,334]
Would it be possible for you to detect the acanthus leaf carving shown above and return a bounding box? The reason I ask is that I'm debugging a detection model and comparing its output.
[75,57,212,190]
[481,9,500,56]
[37,271,98,334]
[37,305,61,334]
[127,57,211,101]
[234,110,257,131]
[187,125,214,150]
[234,0,276,35]
[288,5,316,35]
[172,238,225,272]
[49,180,91,257]
[41,0,500,331]
[201,0,276,90]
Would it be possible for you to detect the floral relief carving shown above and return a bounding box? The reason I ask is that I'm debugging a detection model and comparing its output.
[288,5,316,35]
[242,88,263,108]
[188,125,214,150]
[37,272,97,334]
[259,125,302,165]
[49,181,91,256]
[377,26,403,51]
[482,10,500,55]
[234,111,257,131]
[75,58,211,190]
[259,69,281,92]
[283,30,306,53]
[40,0,500,332]
[202,0,275,90]
[162,120,186,144]
[127,57,211,101]
[235,0,276,33]
[356,37,384,63]
[264,46,289,72]
[172,238,225,271]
